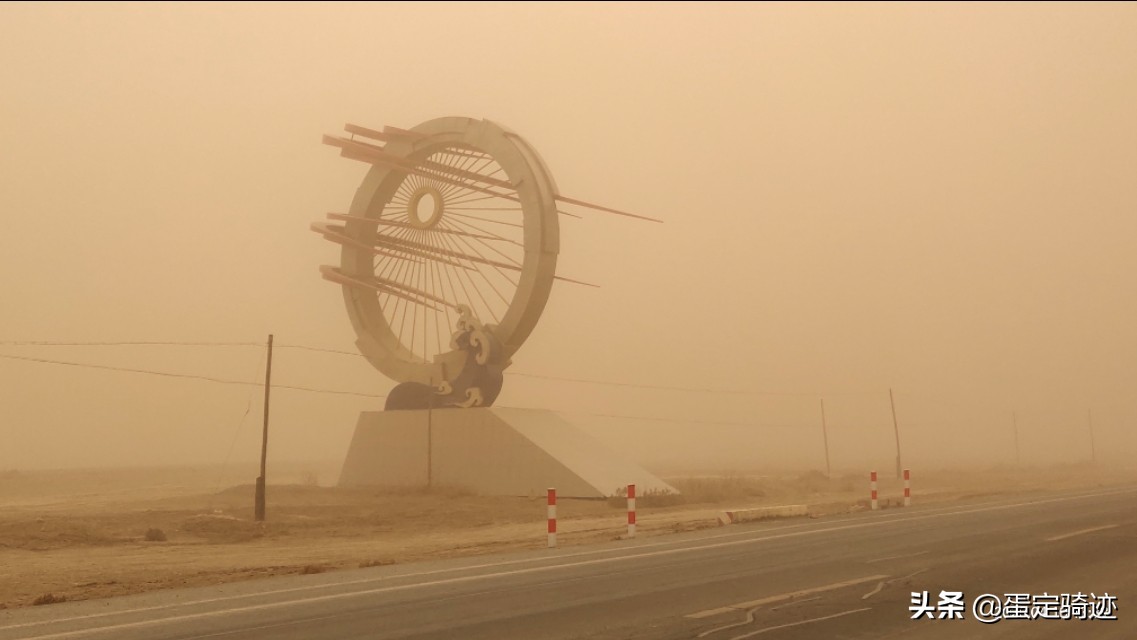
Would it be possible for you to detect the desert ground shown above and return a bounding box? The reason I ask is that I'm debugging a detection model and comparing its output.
[1,461,1133,609]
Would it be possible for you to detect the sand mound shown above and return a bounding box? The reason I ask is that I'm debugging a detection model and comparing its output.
[180,514,263,543]
[0,519,120,551]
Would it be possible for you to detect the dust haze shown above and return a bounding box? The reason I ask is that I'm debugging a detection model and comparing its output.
[1,2,1135,476]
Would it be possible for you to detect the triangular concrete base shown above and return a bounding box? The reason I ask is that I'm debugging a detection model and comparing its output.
[338,407,676,498]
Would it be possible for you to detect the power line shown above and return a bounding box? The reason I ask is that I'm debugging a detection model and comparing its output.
[514,407,808,429]
[536,407,916,431]
[0,352,896,431]
[0,352,385,399]
[210,348,266,508]
[502,371,882,398]
[0,339,885,399]
[0,340,262,347]
[277,343,880,398]
[275,344,359,356]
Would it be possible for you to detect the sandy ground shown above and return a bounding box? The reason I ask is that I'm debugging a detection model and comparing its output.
[1,462,1134,609]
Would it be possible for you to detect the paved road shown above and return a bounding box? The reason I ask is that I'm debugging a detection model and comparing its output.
[3,485,1135,640]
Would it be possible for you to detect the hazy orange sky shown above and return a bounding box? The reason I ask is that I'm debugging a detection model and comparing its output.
[1,2,1134,475]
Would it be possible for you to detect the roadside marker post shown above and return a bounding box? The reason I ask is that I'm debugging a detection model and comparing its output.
[903,469,911,507]
[547,488,557,548]
[870,471,878,511]
[627,484,636,538]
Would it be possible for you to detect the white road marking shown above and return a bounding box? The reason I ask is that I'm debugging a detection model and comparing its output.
[697,596,826,638]
[1045,524,1118,542]
[177,612,345,640]
[886,568,929,585]
[855,568,932,601]
[861,582,884,600]
[685,575,888,619]
[728,607,872,639]
[768,595,820,611]
[3,485,1134,639]
[865,550,929,564]
[695,606,760,638]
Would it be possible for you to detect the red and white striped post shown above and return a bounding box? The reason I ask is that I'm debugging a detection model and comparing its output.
[870,470,878,511]
[547,488,557,548]
[903,469,911,507]
[627,483,636,538]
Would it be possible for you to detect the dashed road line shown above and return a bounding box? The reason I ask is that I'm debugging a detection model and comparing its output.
[861,582,885,600]
[696,606,761,638]
[1045,524,1118,542]
[727,607,872,639]
[685,575,888,619]
[866,550,929,564]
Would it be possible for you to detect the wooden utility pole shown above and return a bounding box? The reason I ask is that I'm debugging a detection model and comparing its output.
[1012,411,1021,467]
[255,334,273,522]
[820,399,832,479]
[889,388,903,479]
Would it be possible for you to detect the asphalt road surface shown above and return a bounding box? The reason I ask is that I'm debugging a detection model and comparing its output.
[3,484,1135,640]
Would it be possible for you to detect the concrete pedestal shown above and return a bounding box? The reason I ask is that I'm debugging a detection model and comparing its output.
[338,407,676,498]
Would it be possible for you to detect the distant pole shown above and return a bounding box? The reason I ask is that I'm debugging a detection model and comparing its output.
[1087,409,1097,465]
[820,399,832,479]
[1012,411,1020,467]
[255,334,273,522]
[427,376,433,488]
[889,388,903,480]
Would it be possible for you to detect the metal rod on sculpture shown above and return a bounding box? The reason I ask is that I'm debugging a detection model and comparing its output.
[554,194,663,223]
[327,136,524,204]
[326,134,662,223]
[326,213,514,244]
[547,488,557,548]
[318,266,450,311]
[255,334,273,522]
[312,224,470,271]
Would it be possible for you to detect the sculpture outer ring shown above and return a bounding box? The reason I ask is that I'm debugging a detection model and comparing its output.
[338,117,560,385]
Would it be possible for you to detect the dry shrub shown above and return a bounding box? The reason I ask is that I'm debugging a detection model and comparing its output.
[32,593,66,606]
[607,486,685,508]
[144,528,167,542]
[0,519,118,551]
[796,470,841,494]
[666,476,767,503]
[300,564,328,575]
[368,483,474,498]
[359,558,396,568]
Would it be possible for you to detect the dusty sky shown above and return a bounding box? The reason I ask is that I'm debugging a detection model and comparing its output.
[1,2,1134,476]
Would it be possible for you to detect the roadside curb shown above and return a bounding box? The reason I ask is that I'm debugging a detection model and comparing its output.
[717,504,808,526]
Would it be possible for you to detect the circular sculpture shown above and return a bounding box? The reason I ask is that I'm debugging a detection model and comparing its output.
[314,117,560,409]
